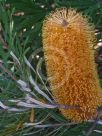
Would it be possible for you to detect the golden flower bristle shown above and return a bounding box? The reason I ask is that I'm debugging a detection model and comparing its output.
[42,8,102,122]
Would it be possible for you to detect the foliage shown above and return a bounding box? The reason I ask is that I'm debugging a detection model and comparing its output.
[0,0,102,136]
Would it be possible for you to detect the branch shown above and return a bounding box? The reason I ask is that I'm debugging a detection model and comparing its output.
[0,62,16,81]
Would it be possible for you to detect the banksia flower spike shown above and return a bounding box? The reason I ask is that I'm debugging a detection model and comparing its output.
[42,8,102,122]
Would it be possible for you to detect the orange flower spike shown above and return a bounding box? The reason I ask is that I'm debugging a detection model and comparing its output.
[42,8,102,122]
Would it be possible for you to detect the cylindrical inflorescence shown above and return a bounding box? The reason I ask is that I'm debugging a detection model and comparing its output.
[42,8,102,122]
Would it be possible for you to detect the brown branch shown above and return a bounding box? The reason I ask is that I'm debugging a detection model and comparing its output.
[0,62,17,81]
[0,34,8,49]
[53,103,80,109]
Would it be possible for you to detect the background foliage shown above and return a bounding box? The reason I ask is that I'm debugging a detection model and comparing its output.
[0,0,102,136]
